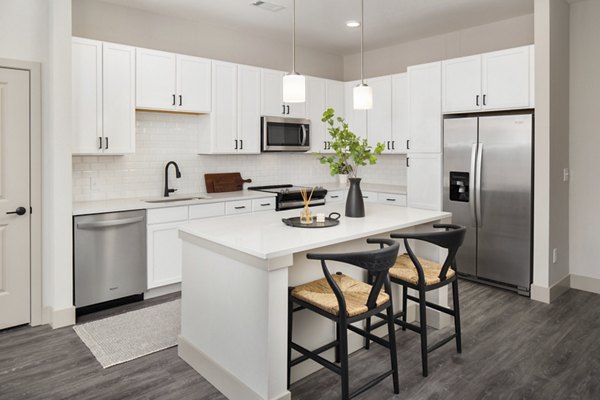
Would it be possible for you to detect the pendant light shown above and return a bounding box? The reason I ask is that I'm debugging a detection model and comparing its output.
[283,0,305,103]
[353,0,373,110]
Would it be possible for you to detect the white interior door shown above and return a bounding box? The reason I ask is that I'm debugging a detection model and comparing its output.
[0,67,31,330]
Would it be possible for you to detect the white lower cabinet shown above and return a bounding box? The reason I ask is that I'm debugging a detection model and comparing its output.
[407,153,442,211]
[361,191,378,203]
[146,198,273,289]
[377,192,407,206]
[326,190,347,203]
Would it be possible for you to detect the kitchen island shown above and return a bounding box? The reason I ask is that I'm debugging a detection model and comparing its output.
[177,203,451,400]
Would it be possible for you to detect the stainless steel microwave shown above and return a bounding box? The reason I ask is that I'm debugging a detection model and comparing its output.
[261,116,310,152]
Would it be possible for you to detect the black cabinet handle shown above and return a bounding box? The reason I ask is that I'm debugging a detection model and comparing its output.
[6,206,26,215]
[98,137,103,150]
[476,95,480,106]
[386,198,397,202]
[234,139,238,150]
[483,94,487,106]
[330,195,339,199]
[406,139,410,150]
[105,137,109,150]
[286,105,290,115]
[260,203,271,207]
[179,95,182,106]
[172,94,176,106]
[406,157,410,167]
[392,141,396,150]
[282,105,286,115]
[386,141,390,150]
[234,206,246,210]
[240,139,243,150]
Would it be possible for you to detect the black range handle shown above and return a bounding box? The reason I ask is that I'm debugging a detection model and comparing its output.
[6,207,26,216]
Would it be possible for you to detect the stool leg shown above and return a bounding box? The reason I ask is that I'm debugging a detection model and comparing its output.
[401,285,408,331]
[386,304,400,394]
[335,323,340,363]
[339,321,350,400]
[418,288,428,377]
[452,279,462,354]
[364,317,371,350]
[287,293,293,389]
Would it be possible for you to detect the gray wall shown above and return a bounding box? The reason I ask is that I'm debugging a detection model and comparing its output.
[343,13,534,80]
[569,0,600,282]
[72,0,344,80]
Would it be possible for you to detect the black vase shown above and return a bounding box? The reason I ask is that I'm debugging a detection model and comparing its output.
[345,177,365,218]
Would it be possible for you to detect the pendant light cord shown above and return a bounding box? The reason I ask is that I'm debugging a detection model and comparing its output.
[360,0,364,84]
[292,0,296,74]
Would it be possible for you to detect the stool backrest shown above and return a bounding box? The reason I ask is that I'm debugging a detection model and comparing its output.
[306,239,400,315]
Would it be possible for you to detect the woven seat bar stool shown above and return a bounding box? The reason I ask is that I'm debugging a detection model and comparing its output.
[364,224,466,377]
[287,239,400,400]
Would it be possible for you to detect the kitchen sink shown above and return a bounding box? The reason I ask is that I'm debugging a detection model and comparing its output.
[143,196,209,203]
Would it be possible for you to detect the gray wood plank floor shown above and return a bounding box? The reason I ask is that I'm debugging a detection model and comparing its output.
[1,281,599,400]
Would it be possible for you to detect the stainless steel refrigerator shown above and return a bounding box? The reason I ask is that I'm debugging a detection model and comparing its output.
[443,112,533,296]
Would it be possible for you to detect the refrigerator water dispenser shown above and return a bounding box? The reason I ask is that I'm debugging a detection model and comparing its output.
[449,172,469,202]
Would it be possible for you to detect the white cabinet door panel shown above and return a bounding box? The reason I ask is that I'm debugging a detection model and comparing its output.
[361,191,378,203]
[344,80,368,138]
[226,200,252,215]
[147,206,188,225]
[237,65,262,154]
[189,202,225,220]
[211,61,238,153]
[252,198,276,212]
[326,80,345,119]
[408,62,442,153]
[391,73,409,153]
[103,42,135,154]
[326,190,347,203]
[366,75,392,150]
[147,222,183,289]
[72,38,102,154]
[407,153,442,211]
[177,55,211,113]
[261,69,286,117]
[442,55,482,113]
[482,46,531,111]
[307,77,327,153]
[377,193,407,206]
[136,48,177,111]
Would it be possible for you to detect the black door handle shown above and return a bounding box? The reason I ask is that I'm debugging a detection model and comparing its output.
[179,95,182,106]
[6,207,26,216]
[392,141,395,150]
[282,105,286,115]
[98,137,103,150]
[286,105,290,115]
[105,137,109,150]
[172,94,176,106]
[240,139,243,150]
[483,94,487,106]
[234,139,238,150]
[406,139,410,150]
[476,95,480,106]
[406,157,410,167]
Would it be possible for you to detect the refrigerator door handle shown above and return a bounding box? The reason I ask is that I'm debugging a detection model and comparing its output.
[469,143,478,227]
[475,143,483,228]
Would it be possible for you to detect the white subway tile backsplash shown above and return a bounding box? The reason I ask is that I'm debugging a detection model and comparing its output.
[72,111,406,201]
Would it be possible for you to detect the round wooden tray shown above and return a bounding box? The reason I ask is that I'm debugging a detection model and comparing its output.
[282,212,341,228]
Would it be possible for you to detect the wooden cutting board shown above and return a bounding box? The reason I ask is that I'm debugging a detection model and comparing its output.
[204,173,252,193]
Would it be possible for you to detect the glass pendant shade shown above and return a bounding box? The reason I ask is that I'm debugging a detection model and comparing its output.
[283,73,306,103]
[353,84,373,110]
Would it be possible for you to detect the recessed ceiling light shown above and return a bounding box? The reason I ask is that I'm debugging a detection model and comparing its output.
[346,20,361,28]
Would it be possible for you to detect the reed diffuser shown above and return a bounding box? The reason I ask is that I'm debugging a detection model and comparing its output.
[300,187,315,224]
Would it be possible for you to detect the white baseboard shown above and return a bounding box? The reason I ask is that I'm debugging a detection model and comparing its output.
[531,274,576,304]
[178,336,291,400]
[145,283,181,299]
[570,274,600,295]
[43,305,76,328]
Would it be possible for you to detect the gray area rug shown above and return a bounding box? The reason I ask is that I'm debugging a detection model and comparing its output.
[73,299,181,368]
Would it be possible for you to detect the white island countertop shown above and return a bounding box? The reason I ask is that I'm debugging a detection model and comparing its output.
[178,203,450,261]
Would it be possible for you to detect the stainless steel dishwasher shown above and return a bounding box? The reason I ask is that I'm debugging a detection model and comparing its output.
[74,210,147,309]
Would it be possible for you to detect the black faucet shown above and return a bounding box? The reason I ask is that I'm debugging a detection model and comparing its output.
[164,161,182,197]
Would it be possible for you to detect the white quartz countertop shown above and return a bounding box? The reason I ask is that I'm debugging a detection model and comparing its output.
[178,203,450,260]
[72,190,277,216]
[305,182,407,194]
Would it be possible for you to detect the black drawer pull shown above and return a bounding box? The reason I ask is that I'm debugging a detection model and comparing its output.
[330,195,339,199]
[234,206,246,210]
[386,198,397,202]
[260,203,271,207]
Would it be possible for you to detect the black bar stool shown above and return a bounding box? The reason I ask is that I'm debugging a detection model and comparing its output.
[287,239,400,400]
[365,224,466,377]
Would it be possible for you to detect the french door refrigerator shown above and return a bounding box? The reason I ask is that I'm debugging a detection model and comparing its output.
[443,112,533,296]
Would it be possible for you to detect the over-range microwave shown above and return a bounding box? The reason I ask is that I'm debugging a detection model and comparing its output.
[261,116,310,152]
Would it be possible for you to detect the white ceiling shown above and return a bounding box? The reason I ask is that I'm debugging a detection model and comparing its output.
[99,0,534,55]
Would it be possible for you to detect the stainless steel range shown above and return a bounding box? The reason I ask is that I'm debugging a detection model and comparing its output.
[248,184,328,211]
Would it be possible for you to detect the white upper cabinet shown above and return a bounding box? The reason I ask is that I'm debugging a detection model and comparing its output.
[344,80,368,139]
[136,48,211,113]
[199,62,261,154]
[177,55,212,113]
[442,55,482,113]
[72,37,103,154]
[366,75,392,150]
[408,61,442,153]
[482,46,533,111]
[326,80,345,119]
[442,45,534,113]
[261,68,306,118]
[102,42,136,154]
[237,65,261,154]
[72,38,135,155]
[210,61,238,153]
[391,73,409,154]
[306,77,327,153]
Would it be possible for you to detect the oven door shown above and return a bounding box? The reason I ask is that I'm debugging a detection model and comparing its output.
[262,116,310,152]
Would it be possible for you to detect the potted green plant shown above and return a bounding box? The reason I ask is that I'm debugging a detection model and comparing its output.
[318,108,385,217]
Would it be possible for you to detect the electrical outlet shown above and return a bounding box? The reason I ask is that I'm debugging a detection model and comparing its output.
[563,168,570,182]
[552,248,558,264]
